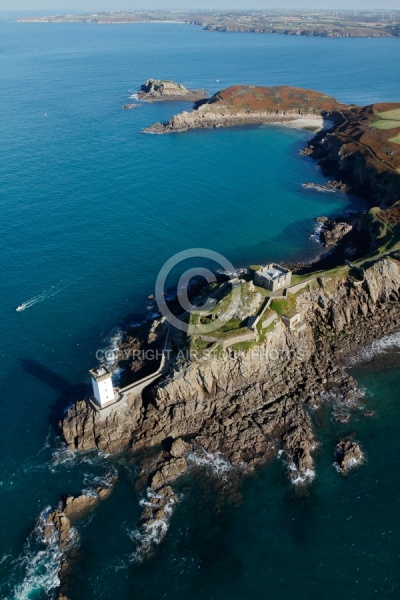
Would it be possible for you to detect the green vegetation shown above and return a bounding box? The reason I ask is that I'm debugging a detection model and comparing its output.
[377,108,400,121]
[270,293,297,319]
[211,326,252,341]
[389,134,400,145]
[216,319,242,333]
[190,337,213,353]
[253,285,270,298]
[229,340,257,353]
[371,120,400,131]
[371,109,400,131]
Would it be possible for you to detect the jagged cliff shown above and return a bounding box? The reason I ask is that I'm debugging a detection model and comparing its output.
[144,85,343,133]
[306,103,400,204]
[61,258,400,483]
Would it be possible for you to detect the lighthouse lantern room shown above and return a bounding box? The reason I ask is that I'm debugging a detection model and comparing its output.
[89,365,115,409]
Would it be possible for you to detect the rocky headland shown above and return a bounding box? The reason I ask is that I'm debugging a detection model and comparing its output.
[144,85,342,133]
[304,102,400,204]
[62,258,400,474]
[138,79,207,103]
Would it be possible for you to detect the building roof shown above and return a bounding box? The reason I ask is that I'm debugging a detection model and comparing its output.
[258,264,288,281]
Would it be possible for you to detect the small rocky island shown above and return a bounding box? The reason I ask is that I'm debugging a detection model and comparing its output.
[138,78,207,103]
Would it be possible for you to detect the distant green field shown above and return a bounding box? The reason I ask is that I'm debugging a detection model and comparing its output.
[371,108,400,131]
[389,134,400,145]
[378,108,400,120]
[371,120,400,130]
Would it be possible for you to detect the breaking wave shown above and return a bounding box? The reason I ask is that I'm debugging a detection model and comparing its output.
[346,332,400,367]
[82,467,118,496]
[49,443,110,472]
[321,386,366,421]
[128,488,177,563]
[187,449,233,479]
[286,461,316,486]
[310,220,324,243]
[11,507,65,600]
[291,468,316,486]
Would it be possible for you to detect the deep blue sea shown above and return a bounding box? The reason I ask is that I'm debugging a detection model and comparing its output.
[0,18,400,599]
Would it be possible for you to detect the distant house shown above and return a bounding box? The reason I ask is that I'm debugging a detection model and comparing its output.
[254,264,292,292]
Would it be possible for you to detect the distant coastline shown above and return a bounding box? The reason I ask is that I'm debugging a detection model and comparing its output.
[16,9,400,38]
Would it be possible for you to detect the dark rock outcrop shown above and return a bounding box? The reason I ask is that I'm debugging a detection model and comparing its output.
[317,216,353,247]
[306,103,400,205]
[335,438,364,474]
[42,474,117,598]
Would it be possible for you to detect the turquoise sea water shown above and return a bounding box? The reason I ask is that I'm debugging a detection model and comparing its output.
[0,20,400,598]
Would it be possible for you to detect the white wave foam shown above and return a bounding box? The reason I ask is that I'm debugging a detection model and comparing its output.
[128,92,139,100]
[129,488,177,563]
[49,444,109,472]
[0,553,11,566]
[187,449,233,479]
[321,386,366,418]
[290,466,316,486]
[82,467,118,492]
[346,332,400,367]
[97,329,123,369]
[333,451,365,474]
[310,220,324,243]
[49,446,77,471]
[11,507,65,600]
[332,461,342,474]
[283,457,316,486]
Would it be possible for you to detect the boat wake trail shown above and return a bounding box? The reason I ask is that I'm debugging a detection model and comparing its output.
[16,274,84,312]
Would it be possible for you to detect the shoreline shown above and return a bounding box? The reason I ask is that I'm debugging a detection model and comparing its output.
[14,10,400,37]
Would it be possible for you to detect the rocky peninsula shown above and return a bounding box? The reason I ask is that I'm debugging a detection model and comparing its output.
[144,85,342,133]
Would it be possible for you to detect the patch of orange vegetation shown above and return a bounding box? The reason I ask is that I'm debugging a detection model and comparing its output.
[209,85,342,113]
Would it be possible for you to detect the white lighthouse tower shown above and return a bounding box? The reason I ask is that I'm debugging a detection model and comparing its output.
[89,365,115,409]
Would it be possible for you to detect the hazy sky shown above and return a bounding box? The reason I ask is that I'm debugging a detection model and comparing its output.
[3,1,400,11]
